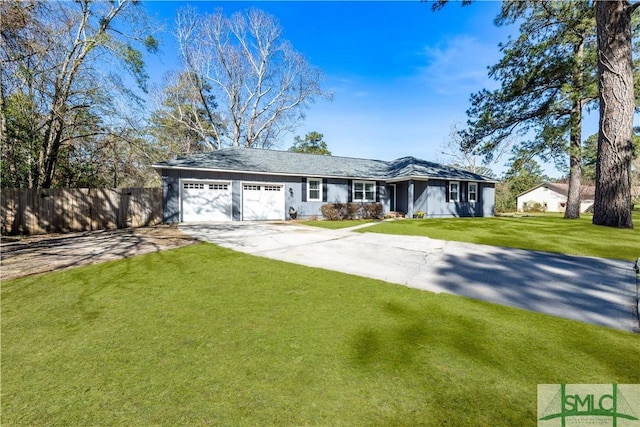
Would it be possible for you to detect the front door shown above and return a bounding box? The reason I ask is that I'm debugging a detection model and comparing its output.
[389,184,396,211]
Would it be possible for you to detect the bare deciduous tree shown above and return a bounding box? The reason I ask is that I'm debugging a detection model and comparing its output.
[175,7,331,149]
[440,124,507,177]
[1,0,158,188]
[150,71,225,155]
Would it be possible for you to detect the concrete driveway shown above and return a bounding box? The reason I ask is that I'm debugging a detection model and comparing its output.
[179,222,639,333]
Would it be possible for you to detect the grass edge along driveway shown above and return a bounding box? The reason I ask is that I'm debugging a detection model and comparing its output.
[357,214,640,261]
[3,243,639,426]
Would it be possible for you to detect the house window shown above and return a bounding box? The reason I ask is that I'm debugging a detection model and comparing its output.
[449,181,460,202]
[468,182,478,203]
[353,181,376,202]
[307,178,322,201]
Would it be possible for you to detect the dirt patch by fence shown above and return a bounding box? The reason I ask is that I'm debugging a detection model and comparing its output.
[1,225,197,281]
[1,188,162,235]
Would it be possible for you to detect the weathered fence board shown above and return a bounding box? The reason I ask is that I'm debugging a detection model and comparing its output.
[1,188,162,235]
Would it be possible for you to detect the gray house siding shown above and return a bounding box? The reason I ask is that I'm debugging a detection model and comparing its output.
[232,181,242,221]
[482,184,496,216]
[424,180,495,217]
[295,179,387,217]
[426,181,447,217]
[413,181,429,214]
[162,175,180,223]
[327,179,350,203]
[160,169,378,222]
[297,178,351,218]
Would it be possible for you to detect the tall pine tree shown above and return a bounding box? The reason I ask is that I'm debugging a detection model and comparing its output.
[459,1,597,219]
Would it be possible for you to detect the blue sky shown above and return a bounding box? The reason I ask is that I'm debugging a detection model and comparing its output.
[143,1,592,177]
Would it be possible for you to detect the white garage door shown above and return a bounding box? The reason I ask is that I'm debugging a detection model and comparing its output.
[242,183,285,221]
[181,180,232,222]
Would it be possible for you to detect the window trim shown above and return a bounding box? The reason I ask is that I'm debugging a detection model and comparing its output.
[353,180,376,202]
[306,177,322,201]
[468,182,478,203]
[448,181,460,203]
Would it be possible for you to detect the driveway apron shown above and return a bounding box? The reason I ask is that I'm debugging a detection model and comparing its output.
[179,222,638,333]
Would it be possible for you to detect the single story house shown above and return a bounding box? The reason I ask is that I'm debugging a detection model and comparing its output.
[152,147,497,222]
[516,182,595,213]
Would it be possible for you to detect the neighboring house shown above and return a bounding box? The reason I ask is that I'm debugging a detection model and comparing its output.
[516,182,595,213]
[152,147,497,222]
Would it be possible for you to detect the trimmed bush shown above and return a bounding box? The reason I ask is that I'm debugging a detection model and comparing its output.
[320,202,383,220]
[341,203,361,220]
[523,202,545,213]
[320,204,341,220]
[361,203,383,219]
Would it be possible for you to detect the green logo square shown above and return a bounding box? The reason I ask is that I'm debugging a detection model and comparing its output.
[538,384,640,427]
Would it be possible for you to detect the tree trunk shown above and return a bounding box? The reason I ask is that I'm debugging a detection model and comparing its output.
[565,41,585,220]
[593,0,635,228]
[564,102,582,219]
[38,110,65,188]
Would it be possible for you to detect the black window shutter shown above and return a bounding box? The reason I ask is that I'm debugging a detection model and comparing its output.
[322,179,328,202]
[477,183,482,202]
[301,177,307,202]
[347,180,353,202]
[461,182,467,203]
[376,182,381,202]
[445,181,450,202]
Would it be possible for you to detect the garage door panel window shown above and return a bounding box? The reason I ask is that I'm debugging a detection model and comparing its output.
[183,182,229,191]
[184,183,205,190]
[353,181,375,202]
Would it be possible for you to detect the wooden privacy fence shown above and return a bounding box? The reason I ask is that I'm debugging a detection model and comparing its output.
[1,188,163,235]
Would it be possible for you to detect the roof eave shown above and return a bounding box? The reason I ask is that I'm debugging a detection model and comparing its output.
[152,164,385,181]
[386,175,498,183]
[152,164,499,183]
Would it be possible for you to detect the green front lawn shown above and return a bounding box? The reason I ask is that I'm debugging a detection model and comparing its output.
[361,213,640,261]
[2,243,638,426]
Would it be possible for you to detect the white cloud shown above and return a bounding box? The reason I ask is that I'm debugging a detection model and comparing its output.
[419,35,500,96]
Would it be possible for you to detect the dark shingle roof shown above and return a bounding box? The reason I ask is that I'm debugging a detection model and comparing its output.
[153,147,496,182]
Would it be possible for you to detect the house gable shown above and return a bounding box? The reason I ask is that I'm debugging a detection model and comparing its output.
[516,182,596,213]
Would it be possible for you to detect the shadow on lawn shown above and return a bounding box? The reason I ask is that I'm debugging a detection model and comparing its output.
[346,299,543,425]
[351,300,487,368]
[349,297,638,377]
